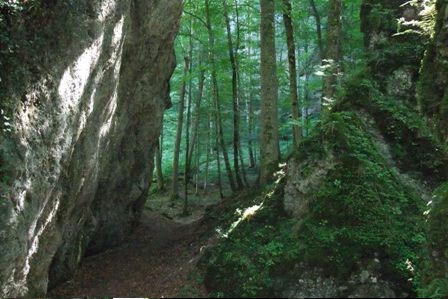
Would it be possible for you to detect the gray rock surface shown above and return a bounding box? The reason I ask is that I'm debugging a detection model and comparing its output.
[284,155,335,219]
[0,0,182,296]
[275,259,398,298]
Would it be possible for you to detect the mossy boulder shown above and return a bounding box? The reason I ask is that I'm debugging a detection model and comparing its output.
[201,109,431,298]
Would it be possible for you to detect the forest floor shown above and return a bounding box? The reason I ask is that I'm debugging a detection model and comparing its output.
[49,188,224,298]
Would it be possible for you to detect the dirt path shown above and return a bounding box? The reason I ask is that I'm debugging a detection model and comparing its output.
[49,210,210,298]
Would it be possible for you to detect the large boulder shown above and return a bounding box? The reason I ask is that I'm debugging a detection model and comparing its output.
[0,0,182,296]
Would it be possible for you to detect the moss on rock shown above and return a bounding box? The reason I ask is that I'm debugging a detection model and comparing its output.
[420,183,448,299]
[201,110,430,297]
[417,0,448,141]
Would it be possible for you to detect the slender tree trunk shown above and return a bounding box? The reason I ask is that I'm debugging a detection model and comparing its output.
[205,0,236,193]
[238,143,249,186]
[244,5,256,169]
[259,0,280,184]
[234,0,249,185]
[248,92,256,169]
[304,58,311,137]
[171,57,189,199]
[184,86,192,214]
[282,0,301,147]
[183,21,195,215]
[187,53,206,171]
[195,124,200,195]
[203,109,212,194]
[322,0,343,114]
[213,105,224,199]
[222,0,244,190]
[309,0,324,60]
[247,44,256,169]
[155,136,164,192]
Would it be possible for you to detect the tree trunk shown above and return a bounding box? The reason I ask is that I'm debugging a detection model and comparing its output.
[309,0,324,60]
[259,0,280,184]
[205,0,237,193]
[282,0,302,147]
[222,0,244,190]
[322,0,343,115]
[155,137,164,192]
[247,43,256,169]
[203,110,211,194]
[171,56,189,199]
[187,54,206,171]
[183,21,195,215]
[213,101,224,199]
[234,0,249,185]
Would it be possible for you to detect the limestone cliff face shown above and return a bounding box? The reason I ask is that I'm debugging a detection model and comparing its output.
[0,0,182,296]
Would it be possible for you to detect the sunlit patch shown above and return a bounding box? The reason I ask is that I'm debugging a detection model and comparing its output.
[19,198,60,293]
[100,17,124,139]
[111,17,125,54]
[112,17,125,79]
[241,204,263,221]
[98,0,117,22]
[217,163,287,239]
[322,96,335,107]
[397,0,437,38]
[16,190,26,212]
[219,203,264,239]
[58,31,104,154]
[58,34,104,112]
[100,88,118,138]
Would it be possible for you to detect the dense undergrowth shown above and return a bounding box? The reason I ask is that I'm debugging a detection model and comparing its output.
[421,182,448,299]
[200,65,448,298]
[200,174,292,297]
[337,67,448,185]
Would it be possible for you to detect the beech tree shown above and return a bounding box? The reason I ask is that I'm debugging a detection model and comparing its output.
[322,0,343,114]
[282,0,301,147]
[259,0,280,184]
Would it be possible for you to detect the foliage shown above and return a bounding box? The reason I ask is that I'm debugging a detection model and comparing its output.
[420,278,448,299]
[416,0,448,141]
[197,44,448,293]
[296,112,425,282]
[201,109,428,297]
[337,66,448,184]
[159,0,367,185]
[418,182,448,299]
[200,178,297,298]
[178,284,202,298]
[397,0,437,38]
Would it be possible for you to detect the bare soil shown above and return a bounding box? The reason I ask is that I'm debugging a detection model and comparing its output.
[49,210,213,298]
